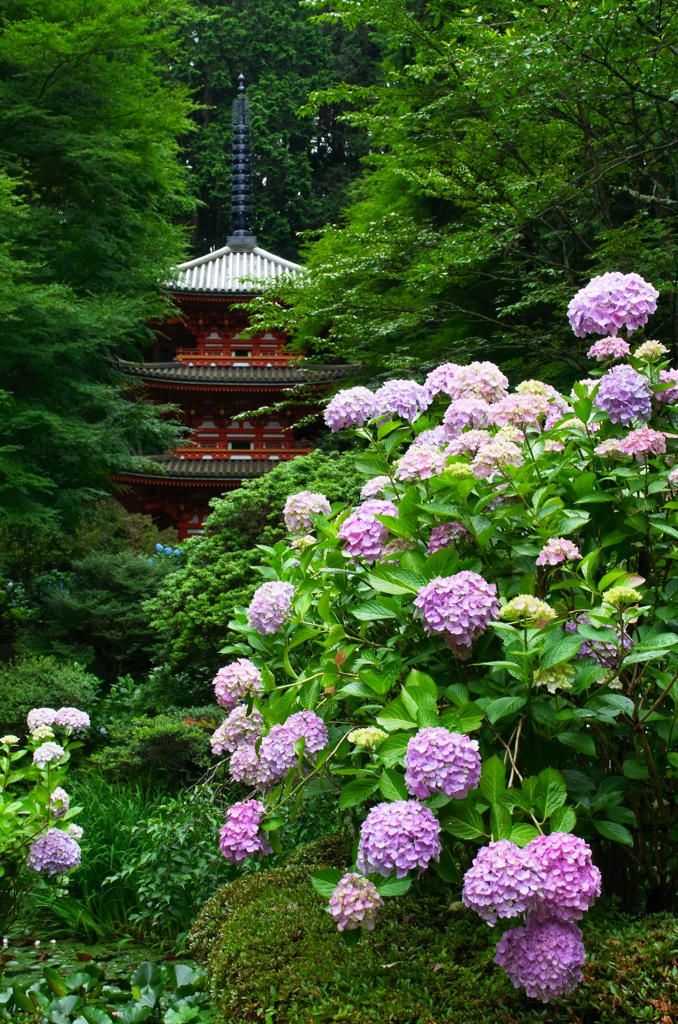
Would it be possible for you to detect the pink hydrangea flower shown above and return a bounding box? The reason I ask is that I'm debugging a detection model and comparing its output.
[27,828,81,876]
[412,426,451,447]
[337,499,398,564]
[536,538,581,566]
[404,727,481,799]
[427,522,470,554]
[229,744,262,787]
[27,708,57,733]
[414,571,500,648]
[327,873,384,932]
[656,369,678,404]
[360,476,391,500]
[443,398,492,437]
[257,711,328,786]
[212,659,262,710]
[471,438,523,479]
[446,429,492,456]
[594,364,651,425]
[528,833,601,921]
[495,918,585,1002]
[283,491,331,533]
[219,800,272,864]
[586,337,631,361]
[396,443,448,481]
[356,800,441,878]
[617,426,666,460]
[49,788,69,820]
[247,581,295,635]
[567,272,659,337]
[33,742,65,767]
[491,393,550,429]
[53,708,90,732]
[324,387,376,431]
[462,840,543,925]
[446,362,509,403]
[374,379,430,423]
[211,705,263,755]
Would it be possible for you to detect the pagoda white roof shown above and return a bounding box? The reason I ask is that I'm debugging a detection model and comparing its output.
[171,243,303,295]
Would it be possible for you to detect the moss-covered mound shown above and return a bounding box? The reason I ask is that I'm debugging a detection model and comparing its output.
[188,838,678,1024]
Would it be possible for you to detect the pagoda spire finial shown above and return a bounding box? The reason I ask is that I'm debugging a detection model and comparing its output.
[227,73,257,251]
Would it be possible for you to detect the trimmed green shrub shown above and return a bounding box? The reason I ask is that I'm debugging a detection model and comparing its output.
[146,451,363,670]
[88,714,212,785]
[0,656,100,736]
[188,842,678,1024]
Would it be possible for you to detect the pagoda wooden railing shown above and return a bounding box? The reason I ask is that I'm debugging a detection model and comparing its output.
[172,445,312,461]
[174,350,297,367]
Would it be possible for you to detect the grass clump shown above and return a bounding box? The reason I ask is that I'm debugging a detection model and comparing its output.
[188,838,678,1024]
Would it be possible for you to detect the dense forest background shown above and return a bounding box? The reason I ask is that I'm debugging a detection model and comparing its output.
[2,0,678,682]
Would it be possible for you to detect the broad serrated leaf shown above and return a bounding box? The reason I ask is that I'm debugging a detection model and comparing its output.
[557,730,596,757]
[379,768,408,802]
[486,696,526,724]
[549,806,577,833]
[479,755,506,803]
[593,819,634,846]
[535,767,567,818]
[338,776,380,809]
[311,867,344,898]
[509,824,540,847]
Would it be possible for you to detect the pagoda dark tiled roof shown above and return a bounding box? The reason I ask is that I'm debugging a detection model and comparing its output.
[117,361,355,385]
[120,456,278,482]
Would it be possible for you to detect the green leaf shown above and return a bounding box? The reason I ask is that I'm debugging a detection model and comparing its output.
[367,567,426,595]
[549,806,577,833]
[540,636,584,669]
[535,767,567,818]
[509,824,540,847]
[490,802,512,840]
[118,1004,153,1024]
[379,768,408,802]
[44,968,68,998]
[80,1009,114,1024]
[486,696,526,724]
[341,927,362,947]
[479,755,506,804]
[311,867,344,898]
[375,733,409,766]
[557,731,596,757]
[338,776,380,809]
[404,669,438,699]
[352,599,400,620]
[622,758,649,780]
[440,702,484,733]
[441,803,487,841]
[376,697,417,732]
[375,875,412,896]
[593,820,634,846]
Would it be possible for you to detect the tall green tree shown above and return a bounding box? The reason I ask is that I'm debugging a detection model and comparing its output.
[251,0,678,376]
[172,0,379,259]
[0,0,194,532]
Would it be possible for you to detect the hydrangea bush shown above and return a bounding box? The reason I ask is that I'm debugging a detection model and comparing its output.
[209,273,678,1000]
[0,708,86,931]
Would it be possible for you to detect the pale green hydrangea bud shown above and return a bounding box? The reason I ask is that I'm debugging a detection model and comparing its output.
[31,724,55,741]
[533,663,575,693]
[445,463,475,480]
[604,585,643,608]
[633,340,668,363]
[0,735,19,746]
[348,727,388,748]
[291,534,316,551]
[500,595,557,626]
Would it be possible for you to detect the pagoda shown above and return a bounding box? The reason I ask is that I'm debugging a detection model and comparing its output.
[113,76,350,539]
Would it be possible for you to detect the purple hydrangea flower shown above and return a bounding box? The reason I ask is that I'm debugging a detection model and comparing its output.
[396,443,448,481]
[412,426,450,447]
[327,872,384,932]
[67,823,83,840]
[218,800,272,864]
[257,711,328,786]
[491,393,550,429]
[404,727,481,799]
[324,387,377,431]
[360,476,391,500]
[471,437,524,479]
[427,522,470,554]
[33,742,65,767]
[247,581,295,635]
[356,800,441,878]
[212,659,262,710]
[337,499,398,564]
[567,272,659,337]
[528,833,601,921]
[462,840,543,925]
[495,918,585,1002]
[27,828,81,876]
[447,362,509,403]
[211,705,263,755]
[49,787,69,820]
[443,398,492,437]
[656,368,678,404]
[414,572,500,649]
[374,380,430,423]
[536,538,581,566]
[27,708,57,733]
[283,491,331,534]
[229,743,262,787]
[54,707,90,732]
[446,429,493,456]
[594,364,651,425]
[587,337,631,361]
[423,363,461,400]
